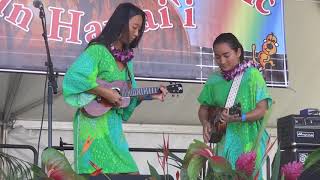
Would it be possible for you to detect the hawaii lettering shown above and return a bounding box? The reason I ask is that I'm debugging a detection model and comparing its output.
[242,0,276,15]
[0,0,196,45]
[147,0,196,31]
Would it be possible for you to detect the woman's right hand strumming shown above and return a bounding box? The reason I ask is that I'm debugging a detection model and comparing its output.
[198,105,212,143]
[102,88,122,107]
[88,86,122,107]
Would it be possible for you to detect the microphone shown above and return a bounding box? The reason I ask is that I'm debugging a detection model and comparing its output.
[33,0,43,8]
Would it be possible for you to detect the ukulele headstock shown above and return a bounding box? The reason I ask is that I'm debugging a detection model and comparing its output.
[166,82,183,97]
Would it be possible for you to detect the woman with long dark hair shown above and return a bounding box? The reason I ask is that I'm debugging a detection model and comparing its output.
[63,3,167,174]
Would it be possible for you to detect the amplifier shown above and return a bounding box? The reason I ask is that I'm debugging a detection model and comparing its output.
[277,115,320,149]
[280,148,314,165]
[280,147,320,180]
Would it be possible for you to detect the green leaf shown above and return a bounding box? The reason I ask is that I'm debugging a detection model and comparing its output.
[168,163,181,169]
[253,137,278,177]
[183,139,210,168]
[304,148,320,170]
[41,148,73,172]
[252,106,272,152]
[204,173,215,180]
[187,156,205,180]
[168,151,183,165]
[31,164,48,178]
[210,172,235,180]
[208,156,232,174]
[180,168,189,180]
[41,148,86,180]
[147,161,161,180]
[271,146,281,180]
[234,170,250,180]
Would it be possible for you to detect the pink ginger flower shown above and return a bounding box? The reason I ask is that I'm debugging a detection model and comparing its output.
[236,151,257,177]
[281,161,303,180]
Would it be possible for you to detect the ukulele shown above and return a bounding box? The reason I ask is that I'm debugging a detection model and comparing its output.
[82,79,183,117]
[208,103,241,143]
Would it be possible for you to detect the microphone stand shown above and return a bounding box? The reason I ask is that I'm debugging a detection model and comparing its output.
[38,4,58,148]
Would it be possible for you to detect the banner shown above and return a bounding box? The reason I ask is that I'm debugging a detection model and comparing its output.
[0,0,287,87]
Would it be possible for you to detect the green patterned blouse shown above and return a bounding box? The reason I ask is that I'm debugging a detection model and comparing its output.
[198,67,272,179]
[63,44,140,174]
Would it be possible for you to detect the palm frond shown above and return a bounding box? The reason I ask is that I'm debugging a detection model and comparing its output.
[302,162,320,177]
[0,151,46,180]
[168,151,183,164]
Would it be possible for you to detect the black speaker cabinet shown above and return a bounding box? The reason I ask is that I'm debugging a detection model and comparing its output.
[280,148,320,180]
[277,115,320,149]
[280,148,314,165]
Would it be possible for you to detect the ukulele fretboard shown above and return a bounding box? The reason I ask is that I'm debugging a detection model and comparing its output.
[121,87,160,97]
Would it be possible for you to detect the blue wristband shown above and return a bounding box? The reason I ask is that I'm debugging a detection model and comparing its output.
[241,113,246,122]
[143,94,153,100]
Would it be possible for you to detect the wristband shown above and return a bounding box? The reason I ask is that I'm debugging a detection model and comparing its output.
[241,113,246,122]
[143,94,153,100]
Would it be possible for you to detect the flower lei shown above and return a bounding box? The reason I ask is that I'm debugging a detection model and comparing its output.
[110,45,134,64]
[221,60,260,81]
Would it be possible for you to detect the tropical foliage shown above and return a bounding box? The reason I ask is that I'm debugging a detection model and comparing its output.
[149,137,320,180]
[1,126,320,180]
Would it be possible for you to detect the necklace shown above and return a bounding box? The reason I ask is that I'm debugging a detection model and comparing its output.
[221,60,260,80]
[110,45,134,64]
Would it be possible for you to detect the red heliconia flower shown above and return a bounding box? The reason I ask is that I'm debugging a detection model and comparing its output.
[176,170,180,180]
[195,148,229,166]
[236,151,257,177]
[195,148,214,158]
[157,134,170,172]
[47,167,78,180]
[47,167,64,180]
[163,133,169,162]
[281,161,303,180]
